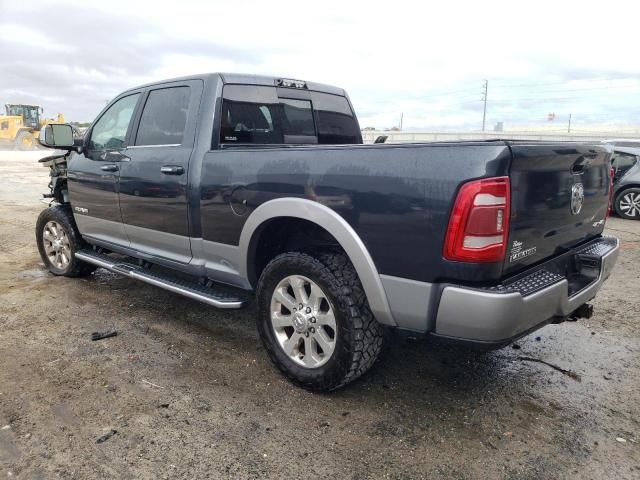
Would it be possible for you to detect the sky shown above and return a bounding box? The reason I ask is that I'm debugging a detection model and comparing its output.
[1,0,639,131]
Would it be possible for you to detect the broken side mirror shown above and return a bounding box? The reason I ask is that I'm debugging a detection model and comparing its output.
[39,124,75,150]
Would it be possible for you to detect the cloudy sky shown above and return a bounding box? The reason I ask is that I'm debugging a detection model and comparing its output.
[1,0,639,131]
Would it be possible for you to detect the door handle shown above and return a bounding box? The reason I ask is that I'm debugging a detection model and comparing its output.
[160,165,185,175]
[100,164,119,172]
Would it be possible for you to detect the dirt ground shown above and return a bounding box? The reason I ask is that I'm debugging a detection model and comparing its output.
[0,150,638,479]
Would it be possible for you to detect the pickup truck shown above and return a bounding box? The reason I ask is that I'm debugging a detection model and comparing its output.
[36,73,619,391]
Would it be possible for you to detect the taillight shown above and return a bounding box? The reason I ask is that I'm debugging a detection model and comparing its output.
[606,167,614,219]
[444,176,510,262]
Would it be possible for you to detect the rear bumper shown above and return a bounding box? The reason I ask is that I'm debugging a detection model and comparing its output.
[433,236,619,346]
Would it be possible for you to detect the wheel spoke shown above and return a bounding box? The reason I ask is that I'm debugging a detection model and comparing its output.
[282,333,302,356]
[316,310,336,329]
[308,284,324,312]
[271,312,293,329]
[314,329,334,355]
[303,336,319,366]
[43,231,54,242]
[290,276,308,304]
[273,288,296,312]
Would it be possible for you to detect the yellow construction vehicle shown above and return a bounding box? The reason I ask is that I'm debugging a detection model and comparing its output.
[0,104,65,150]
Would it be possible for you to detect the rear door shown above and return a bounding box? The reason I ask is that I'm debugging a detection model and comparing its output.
[505,143,611,275]
[117,80,202,264]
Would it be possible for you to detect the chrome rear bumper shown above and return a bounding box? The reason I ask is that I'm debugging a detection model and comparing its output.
[433,237,619,345]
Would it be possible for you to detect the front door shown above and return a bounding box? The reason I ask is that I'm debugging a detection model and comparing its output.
[117,81,201,264]
[67,92,141,246]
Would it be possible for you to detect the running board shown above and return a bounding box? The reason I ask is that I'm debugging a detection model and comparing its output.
[75,249,248,309]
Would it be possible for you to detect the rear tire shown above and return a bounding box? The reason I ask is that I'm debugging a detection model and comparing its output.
[614,188,640,220]
[36,205,97,277]
[256,251,383,391]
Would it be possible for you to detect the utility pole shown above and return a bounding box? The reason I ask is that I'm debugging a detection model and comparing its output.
[568,113,572,133]
[482,80,489,132]
[481,80,488,132]
[399,112,403,130]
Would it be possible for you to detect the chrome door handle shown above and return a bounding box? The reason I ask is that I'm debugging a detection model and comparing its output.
[100,164,119,172]
[160,165,185,175]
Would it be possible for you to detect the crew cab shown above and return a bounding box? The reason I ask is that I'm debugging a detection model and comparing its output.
[36,73,619,391]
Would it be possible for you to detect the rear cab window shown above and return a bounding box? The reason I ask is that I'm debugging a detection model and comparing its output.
[135,86,190,146]
[219,84,361,146]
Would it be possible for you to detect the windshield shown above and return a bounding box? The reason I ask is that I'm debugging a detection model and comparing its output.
[6,105,39,124]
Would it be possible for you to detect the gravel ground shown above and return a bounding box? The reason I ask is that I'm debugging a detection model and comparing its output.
[0,151,638,479]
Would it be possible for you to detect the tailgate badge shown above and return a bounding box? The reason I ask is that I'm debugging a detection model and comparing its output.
[571,183,584,215]
[509,240,537,262]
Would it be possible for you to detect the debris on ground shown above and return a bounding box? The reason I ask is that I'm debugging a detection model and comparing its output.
[91,329,118,341]
[141,379,164,389]
[517,356,581,381]
[96,429,117,444]
[616,437,627,443]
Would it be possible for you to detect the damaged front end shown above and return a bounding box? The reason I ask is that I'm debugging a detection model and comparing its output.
[39,152,71,204]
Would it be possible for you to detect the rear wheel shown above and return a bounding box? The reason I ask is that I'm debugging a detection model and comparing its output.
[36,205,97,277]
[256,251,383,391]
[614,188,640,220]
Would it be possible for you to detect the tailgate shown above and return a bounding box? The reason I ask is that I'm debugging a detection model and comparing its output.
[505,143,611,275]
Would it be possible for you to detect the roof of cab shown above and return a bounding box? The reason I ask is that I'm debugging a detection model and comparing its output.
[124,73,346,96]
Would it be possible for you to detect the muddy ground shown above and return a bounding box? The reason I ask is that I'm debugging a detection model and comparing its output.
[0,150,638,479]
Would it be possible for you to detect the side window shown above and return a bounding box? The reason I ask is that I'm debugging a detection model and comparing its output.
[280,98,315,139]
[135,87,190,146]
[310,92,361,144]
[220,85,283,144]
[88,94,140,150]
[612,152,638,181]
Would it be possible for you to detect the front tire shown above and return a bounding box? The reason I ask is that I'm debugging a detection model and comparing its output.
[256,252,383,391]
[15,131,34,151]
[36,205,97,277]
[614,188,640,220]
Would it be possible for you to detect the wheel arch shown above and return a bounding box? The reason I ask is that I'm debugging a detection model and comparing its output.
[614,183,640,198]
[238,198,396,326]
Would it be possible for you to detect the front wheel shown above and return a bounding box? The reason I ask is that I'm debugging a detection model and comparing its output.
[15,131,34,150]
[256,252,383,391]
[614,188,640,220]
[36,205,97,277]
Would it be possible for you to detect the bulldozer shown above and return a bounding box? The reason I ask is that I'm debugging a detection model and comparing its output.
[0,104,65,150]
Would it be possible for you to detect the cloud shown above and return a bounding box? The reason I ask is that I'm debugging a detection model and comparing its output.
[1,0,639,129]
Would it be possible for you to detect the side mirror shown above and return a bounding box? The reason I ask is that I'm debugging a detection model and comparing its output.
[39,124,75,149]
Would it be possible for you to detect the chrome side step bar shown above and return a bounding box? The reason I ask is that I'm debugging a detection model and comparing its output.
[75,249,248,309]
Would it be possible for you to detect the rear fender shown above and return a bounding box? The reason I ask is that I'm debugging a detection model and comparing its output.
[238,198,397,326]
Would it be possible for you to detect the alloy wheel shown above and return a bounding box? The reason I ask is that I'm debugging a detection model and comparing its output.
[42,221,71,269]
[619,191,640,217]
[270,275,337,368]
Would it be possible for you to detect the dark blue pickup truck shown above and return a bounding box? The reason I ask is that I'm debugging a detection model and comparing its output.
[36,73,619,391]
